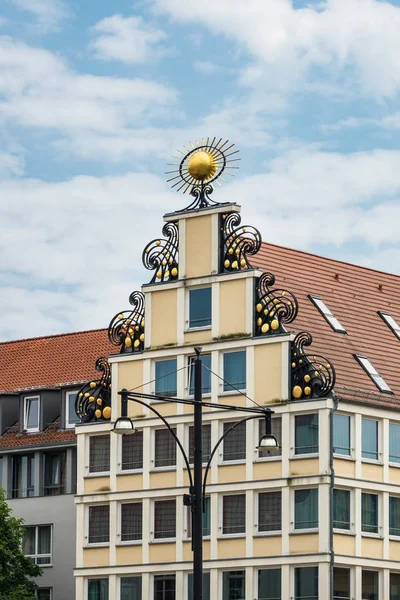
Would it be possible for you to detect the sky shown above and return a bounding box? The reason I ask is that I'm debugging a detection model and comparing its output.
[1,0,400,341]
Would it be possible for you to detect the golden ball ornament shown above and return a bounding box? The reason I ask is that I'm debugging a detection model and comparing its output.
[140,333,145,342]
[304,386,311,395]
[292,362,296,368]
[257,318,262,326]
[134,339,140,348]
[125,337,132,348]
[171,267,178,277]
[292,386,302,399]
[118,313,124,320]
[240,259,246,267]
[271,319,279,330]
[187,150,217,181]
[228,248,234,255]
[103,406,111,420]
[231,260,238,269]
[84,392,89,398]
[89,381,96,388]
[156,270,162,279]
[95,409,102,419]
[224,259,230,268]
[89,396,95,402]
[155,240,161,246]
[96,398,102,406]
[261,323,270,333]
[256,303,263,312]
[304,374,311,382]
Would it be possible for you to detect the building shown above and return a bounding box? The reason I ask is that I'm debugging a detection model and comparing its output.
[0,329,112,600]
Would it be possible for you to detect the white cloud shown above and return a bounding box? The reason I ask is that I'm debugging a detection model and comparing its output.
[321,113,400,133]
[90,14,168,64]
[193,61,221,74]
[0,151,24,177]
[10,0,68,32]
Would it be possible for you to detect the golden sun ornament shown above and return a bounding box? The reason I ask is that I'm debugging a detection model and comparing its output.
[166,138,240,194]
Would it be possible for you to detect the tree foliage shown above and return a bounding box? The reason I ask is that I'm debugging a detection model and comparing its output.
[0,487,42,600]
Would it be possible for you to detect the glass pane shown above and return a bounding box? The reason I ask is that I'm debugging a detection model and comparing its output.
[89,505,110,543]
[223,421,246,461]
[189,424,211,464]
[390,572,400,600]
[89,436,110,473]
[258,492,282,532]
[390,423,400,463]
[258,568,281,600]
[22,527,35,555]
[122,431,143,470]
[223,351,246,391]
[189,354,212,395]
[88,579,109,600]
[223,571,245,600]
[362,570,378,600]
[333,489,350,530]
[154,575,176,600]
[294,489,318,530]
[295,566,318,600]
[155,359,177,397]
[26,398,39,429]
[223,495,245,534]
[37,590,51,600]
[189,288,212,328]
[154,500,176,539]
[187,572,210,600]
[154,428,177,467]
[389,496,400,536]
[295,414,318,454]
[67,392,79,425]
[121,503,142,541]
[362,419,378,460]
[121,577,142,600]
[38,526,51,555]
[362,494,378,534]
[333,567,350,599]
[333,414,351,456]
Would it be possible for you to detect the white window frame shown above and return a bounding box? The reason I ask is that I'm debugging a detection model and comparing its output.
[117,501,143,545]
[221,569,246,599]
[255,489,282,536]
[118,429,144,474]
[24,395,40,432]
[309,295,347,333]
[220,419,246,465]
[23,524,52,566]
[361,491,382,538]
[219,493,246,538]
[332,412,354,460]
[291,487,319,534]
[361,417,382,464]
[219,349,247,396]
[291,412,319,458]
[186,285,212,332]
[151,497,177,543]
[332,487,354,534]
[151,427,177,471]
[65,389,79,429]
[86,433,111,476]
[86,504,110,547]
[292,564,319,600]
[151,357,178,401]
[355,355,392,393]
[378,311,400,340]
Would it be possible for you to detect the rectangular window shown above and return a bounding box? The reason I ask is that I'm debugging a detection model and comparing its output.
[355,355,392,393]
[43,452,66,496]
[391,572,400,600]
[187,496,210,538]
[24,396,40,432]
[362,570,378,600]
[188,354,212,395]
[154,574,175,600]
[189,287,212,328]
[154,499,176,539]
[258,491,281,533]
[223,421,246,461]
[155,358,177,397]
[222,494,245,535]
[259,416,282,457]
[23,525,52,565]
[362,419,378,460]
[121,431,143,470]
[88,505,110,544]
[258,569,281,600]
[89,435,110,473]
[295,413,318,455]
[333,567,350,600]
[88,579,109,600]
[12,454,35,498]
[294,488,318,530]
[120,502,142,542]
[389,423,400,464]
[362,493,378,534]
[154,428,177,468]
[121,577,142,600]
[223,571,245,600]
[333,489,351,531]
[333,414,351,456]
[223,351,246,392]
[37,589,52,600]
[389,496,400,537]
[66,390,79,427]
[309,295,346,333]
[189,424,211,464]
[378,311,400,340]
[295,566,318,600]
[187,572,210,600]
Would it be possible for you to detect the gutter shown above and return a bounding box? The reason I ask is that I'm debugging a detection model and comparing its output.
[329,391,339,600]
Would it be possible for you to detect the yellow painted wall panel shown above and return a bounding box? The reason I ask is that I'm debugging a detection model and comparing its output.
[149,543,176,563]
[334,534,355,556]
[289,534,319,554]
[150,471,177,489]
[185,215,212,278]
[219,279,247,336]
[253,536,282,557]
[183,540,210,561]
[116,545,142,565]
[118,361,144,417]
[334,459,356,479]
[218,464,246,484]
[361,537,383,559]
[151,289,178,347]
[217,394,247,409]
[389,467,400,485]
[150,402,177,418]
[83,547,109,567]
[84,476,111,494]
[362,463,383,482]
[184,468,206,487]
[218,538,246,559]
[254,343,283,404]
[184,329,212,345]
[116,474,143,492]
[289,459,319,477]
[253,461,282,481]
[390,540,400,561]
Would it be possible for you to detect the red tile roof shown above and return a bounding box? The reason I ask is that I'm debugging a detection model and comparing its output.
[0,418,76,449]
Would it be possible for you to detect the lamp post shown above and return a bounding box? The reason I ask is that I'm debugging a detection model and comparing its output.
[113,349,279,600]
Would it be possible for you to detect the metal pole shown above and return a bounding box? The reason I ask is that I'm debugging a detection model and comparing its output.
[121,388,128,418]
[193,348,203,600]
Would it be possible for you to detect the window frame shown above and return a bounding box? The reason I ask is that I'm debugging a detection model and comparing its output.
[120,576,142,600]
[361,492,380,537]
[87,578,109,600]
[293,412,319,457]
[361,569,379,600]
[119,430,144,473]
[221,350,247,394]
[23,395,40,433]
[153,358,178,399]
[222,570,246,600]
[256,489,282,535]
[332,488,352,533]
[354,354,392,394]
[389,495,400,538]
[221,419,246,464]
[65,389,80,429]
[389,422,400,465]
[22,524,52,566]
[361,418,380,462]
[257,568,282,600]
[153,427,177,470]
[187,353,212,397]
[220,493,246,537]
[294,565,318,600]
[118,501,143,544]
[188,423,212,465]
[187,286,212,331]
[153,573,176,599]
[378,310,400,340]
[36,589,52,600]
[309,295,347,333]
[87,434,110,475]
[293,487,319,533]
[87,504,110,546]
[332,413,352,458]
[186,495,211,539]
[152,498,176,542]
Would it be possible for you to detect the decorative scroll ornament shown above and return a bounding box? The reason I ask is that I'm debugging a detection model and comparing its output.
[220,212,262,272]
[75,357,111,423]
[255,272,299,335]
[291,332,335,400]
[108,291,145,353]
[142,222,179,284]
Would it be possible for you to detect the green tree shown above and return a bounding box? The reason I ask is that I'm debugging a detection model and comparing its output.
[0,487,42,600]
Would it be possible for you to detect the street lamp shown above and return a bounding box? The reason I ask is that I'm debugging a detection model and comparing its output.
[113,348,279,600]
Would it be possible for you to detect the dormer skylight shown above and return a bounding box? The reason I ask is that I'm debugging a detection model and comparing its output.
[309,295,347,333]
[354,355,392,393]
[378,311,400,341]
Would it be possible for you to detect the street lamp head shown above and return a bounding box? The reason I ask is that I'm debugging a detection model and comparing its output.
[257,433,279,451]
[112,416,137,435]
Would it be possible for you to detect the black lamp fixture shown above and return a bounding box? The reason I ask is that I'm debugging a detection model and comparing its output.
[113,415,136,434]
[257,409,279,451]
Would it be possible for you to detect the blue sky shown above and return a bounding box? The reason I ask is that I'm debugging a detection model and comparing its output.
[1,0,400,340]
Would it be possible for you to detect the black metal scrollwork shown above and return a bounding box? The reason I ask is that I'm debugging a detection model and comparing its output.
[142,222,179,284]
[255,272,299,335]
[291,332,335,400]
[108,291,145,353]
[181,182,222,211]
[75,357,111,423]
[220,212,262,272]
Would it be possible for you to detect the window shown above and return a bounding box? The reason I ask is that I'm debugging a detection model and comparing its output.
[189,424,211,464]
[89,435,110,473]
[121,431,143,470]
[88,579,109,600]
[43,451,65,496]
[155,359,177,397]
[88,505,110,544]
[154,428,177,468]
[187,496,210,538]
[121,577,142,600]
[362,419,378,460]
[362,570,378,600]
[390,423,400,464]
[189,287,212,328]
[258,569,281,600]
[120,502,142,542]
[389,496,400,537]
[188,354,212,395]
[309,295,346,333]
[223,421,246,461]
[333,489,351,530]
[23,525,52,565]
[259,416,282,457]
[223,571,245,600]
[222,494,245,535]
[24,396,40,432]
[362,493,378,534]
[333,567,350,600]
[12,454,35,498]
[379,311,400,340]
[294,413,318,455]
[258,491,281,533]
[66,390,79,427]
[294,566,318,600]
[223,351,246,392]
[390,573,400,600]
[37,589,52,600]
[355,355,392,393]
[154,499,176,539]
[187,572,210,600]
[333,414,351,456]
[294,488,318,530]
[154,574,175,600]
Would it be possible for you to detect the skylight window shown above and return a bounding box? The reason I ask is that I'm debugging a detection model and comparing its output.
[378,311,400,340]
[309,295,346,333]
[354,355,392,394]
